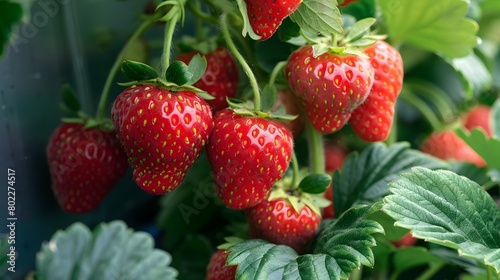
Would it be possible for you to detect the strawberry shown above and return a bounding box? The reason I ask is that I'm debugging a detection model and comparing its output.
[392,232,417,248]
[111,84,213,194]
[272,89,305,137]
[207,109,294,209]
[462,105,492,137]
[243,0,302,41]
[245,198,321,253]
[206,250,237,280]
[177,47,239,112]
[339,0,358,6]
[285,45,374,134]
[322,141,348,219]
[420,130,486,167]
[46,123,128,213]
[349,40,404,142]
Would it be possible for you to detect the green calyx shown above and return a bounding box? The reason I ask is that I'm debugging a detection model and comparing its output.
[118,58,214,100]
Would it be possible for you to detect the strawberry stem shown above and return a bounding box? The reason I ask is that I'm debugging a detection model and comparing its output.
[161,13,181,79]
[269,61,287,86]
[400,88,442,131]
[220,13,261,111]
[305,122,325,174]
[96,16,158,121]
[290,151,300,189]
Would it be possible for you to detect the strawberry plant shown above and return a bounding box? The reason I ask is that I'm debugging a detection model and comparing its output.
[3,0,500,279]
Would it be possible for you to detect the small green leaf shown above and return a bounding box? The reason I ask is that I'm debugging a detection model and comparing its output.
[278,17,301,41]
[383,167,500,273]
[260,84,278,112]
[447,53,492,99]
[165,61,193,85]
[60,84,81,113]
[378,0,478,58]
[36,221,178,280]
[121,60,159,81]
[186,54,207,86]
[334,142,449,217]
[456,128,500,170]
[236,0,262,40]
[298,173,332,194]
[492,99,500,139]
[289,0,343,36]
[0,0,23,58]
[343,17,377,43]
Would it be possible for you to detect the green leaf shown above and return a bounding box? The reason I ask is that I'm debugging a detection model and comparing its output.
[298,173,332,194]
[314,203,384,275]
[0,0,23,58]
[278,17,301,41]
[60,84,81,113]
[236,0,262,40]
[383,167,500,273]
[185,54,207,86]
[36,221,178,280]
[333,142,449,216]
[392,247,447,277]
[447,53,492,98]
[456,128,500,170]
[289,0,343,37]
[343,17,377,43]
[378,0,478,58]
[450,162,491,187]
[492,99,500,139]
[165,61,193,85]
[226,204,383,279]
[260,84,278,112]
[170,235,212,280]
[121,60,159,81]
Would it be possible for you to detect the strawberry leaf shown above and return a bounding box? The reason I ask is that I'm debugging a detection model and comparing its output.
[383,167,500,273]
[278,17,301,41]
[165,61,193,85]
[60,84,81,114]
[226,204,383,279]
[121,60,159,81]
[455,128,500,170]
[299,173,332,194]
[447,53,492,99]
[36,221,178,280]
[378,0,478,58]
[343,17,377,43]
[185,54,207,86]
[333,142,449,217]
[0,0,23,58]
[289,0,343,37]
[260,84,278,112]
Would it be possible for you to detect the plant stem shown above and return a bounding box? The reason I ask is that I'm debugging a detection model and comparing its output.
[385,111,398,145]
[399,87,442,131]
[161,12,180,79]
[290,151,300,189]
[96,17,157,121]
[416,263,445,280]
[269,61,287,86]
[186,1,218,25]
[220,13,261,111]
[350,267,362,280]
[305,121,325,174]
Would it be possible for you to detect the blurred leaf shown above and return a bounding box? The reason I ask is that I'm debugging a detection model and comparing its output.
[226,204,383,279]
[170,235,212,280]
[289,0,343,36]
[0,0,23,58]
[60,84,80,113]
[260,84,278,112]
[333,142,449,216]
[431,247,486,276]
[368,211,408,241]
[392,247,446,277]
[383,167,500,272]
[36,221,178,280]
[492,99,500,139]
[450,162,491,186]
[378,0,478,58]
[448,53,492,99]
[456,128,500,170]
[278,17,301,41]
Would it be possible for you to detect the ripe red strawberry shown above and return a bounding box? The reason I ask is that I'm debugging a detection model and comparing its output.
[177,47,239,112]
[392,232,417,248]
[206,250,237,280]
[349,41,404,142]
[272,89,305,137]
[463,105,492,136]
[246,198,321,253]
[243,0,302,41]
[420,130,486,167]
[46,123,128,213]
[207,109,293,209]
[111,84,213,194]
[322,141,348,219]
[285,45,374,134]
